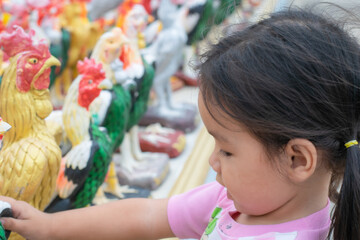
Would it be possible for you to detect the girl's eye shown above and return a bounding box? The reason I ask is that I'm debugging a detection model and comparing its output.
[219,149,232,157]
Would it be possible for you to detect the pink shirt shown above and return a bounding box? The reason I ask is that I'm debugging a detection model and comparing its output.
[167,182,331,240]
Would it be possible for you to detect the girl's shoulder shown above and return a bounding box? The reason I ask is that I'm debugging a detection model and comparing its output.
[168,181,230,238]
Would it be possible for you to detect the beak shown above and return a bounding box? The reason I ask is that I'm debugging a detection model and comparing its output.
[43,55,61,69]
[98,78,113,89]
[33,55,61,83]
[0,119,11,135]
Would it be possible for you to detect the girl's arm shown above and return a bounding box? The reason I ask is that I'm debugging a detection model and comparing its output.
[0,196,175,240]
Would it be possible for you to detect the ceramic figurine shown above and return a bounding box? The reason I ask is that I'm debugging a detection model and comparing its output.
[52,0,102,108]
[90,28,128,198]
[139,123,186,158]
[118,4,185,159]
[89,28,135,199]
[47,24,158,208]
[140,0,199,133]
[119,4,148,75]
[91,27,130,84]
[45,58,116,212]
[114,121,170,190]
[117,4,159,164]
[115,7,170,189]
[116,0,163,47]
[0,26,62,240]
[90,26,169,191]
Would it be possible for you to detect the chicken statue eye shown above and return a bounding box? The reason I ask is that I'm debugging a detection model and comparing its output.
[28,58,38,64]
[88,79,93,84]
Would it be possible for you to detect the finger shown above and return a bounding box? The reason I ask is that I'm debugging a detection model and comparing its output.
[10,201,31,219]
[1,217,31,240]
[0,197,31,219]
[0,217,20,232]
[2,211,49,240]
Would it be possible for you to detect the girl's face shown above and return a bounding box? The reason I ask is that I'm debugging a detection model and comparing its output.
[198,94,297,219]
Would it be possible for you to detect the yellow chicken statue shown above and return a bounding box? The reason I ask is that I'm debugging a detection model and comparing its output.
[0,26,62,240]
[53,0,103,106]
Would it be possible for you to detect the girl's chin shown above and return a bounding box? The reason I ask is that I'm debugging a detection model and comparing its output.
[227,190,233,200]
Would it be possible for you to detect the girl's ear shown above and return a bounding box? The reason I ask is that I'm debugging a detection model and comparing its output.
[283,139,317,183]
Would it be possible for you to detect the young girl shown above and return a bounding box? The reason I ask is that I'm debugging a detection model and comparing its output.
[0,9,359,240]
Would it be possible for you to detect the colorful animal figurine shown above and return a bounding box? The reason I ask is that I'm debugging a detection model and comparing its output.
[0,26,62,240]
[88,27,132,198]
[46,58,114,211]
[48,22,157,207]
[92,25,169,191]
[115,5,170,189]
[140,0,199,133]
[52,0,102,108]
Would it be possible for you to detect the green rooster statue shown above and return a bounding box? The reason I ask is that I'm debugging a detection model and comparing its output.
[46,27,155,211]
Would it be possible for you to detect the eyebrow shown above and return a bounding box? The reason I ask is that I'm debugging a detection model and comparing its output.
[208,130,230,143]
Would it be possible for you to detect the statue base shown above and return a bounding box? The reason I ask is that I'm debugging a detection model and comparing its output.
[115,153,170,190]
[139,124,186,158]
[139,103,200,133]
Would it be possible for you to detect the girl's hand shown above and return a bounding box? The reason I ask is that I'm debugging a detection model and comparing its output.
[0,196,52,240]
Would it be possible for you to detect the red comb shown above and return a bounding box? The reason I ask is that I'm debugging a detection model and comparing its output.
[77,58,106,80]
[0,25,49,57]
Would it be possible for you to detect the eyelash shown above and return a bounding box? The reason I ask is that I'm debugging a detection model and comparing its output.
[219,149,232,157]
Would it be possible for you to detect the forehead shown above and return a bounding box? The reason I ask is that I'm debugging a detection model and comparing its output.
[198,92,243,133]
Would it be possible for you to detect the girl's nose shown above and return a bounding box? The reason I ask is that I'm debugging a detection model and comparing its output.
[209,151,220,173]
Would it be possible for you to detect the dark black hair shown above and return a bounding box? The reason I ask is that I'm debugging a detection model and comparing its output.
[198,10,360,240]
